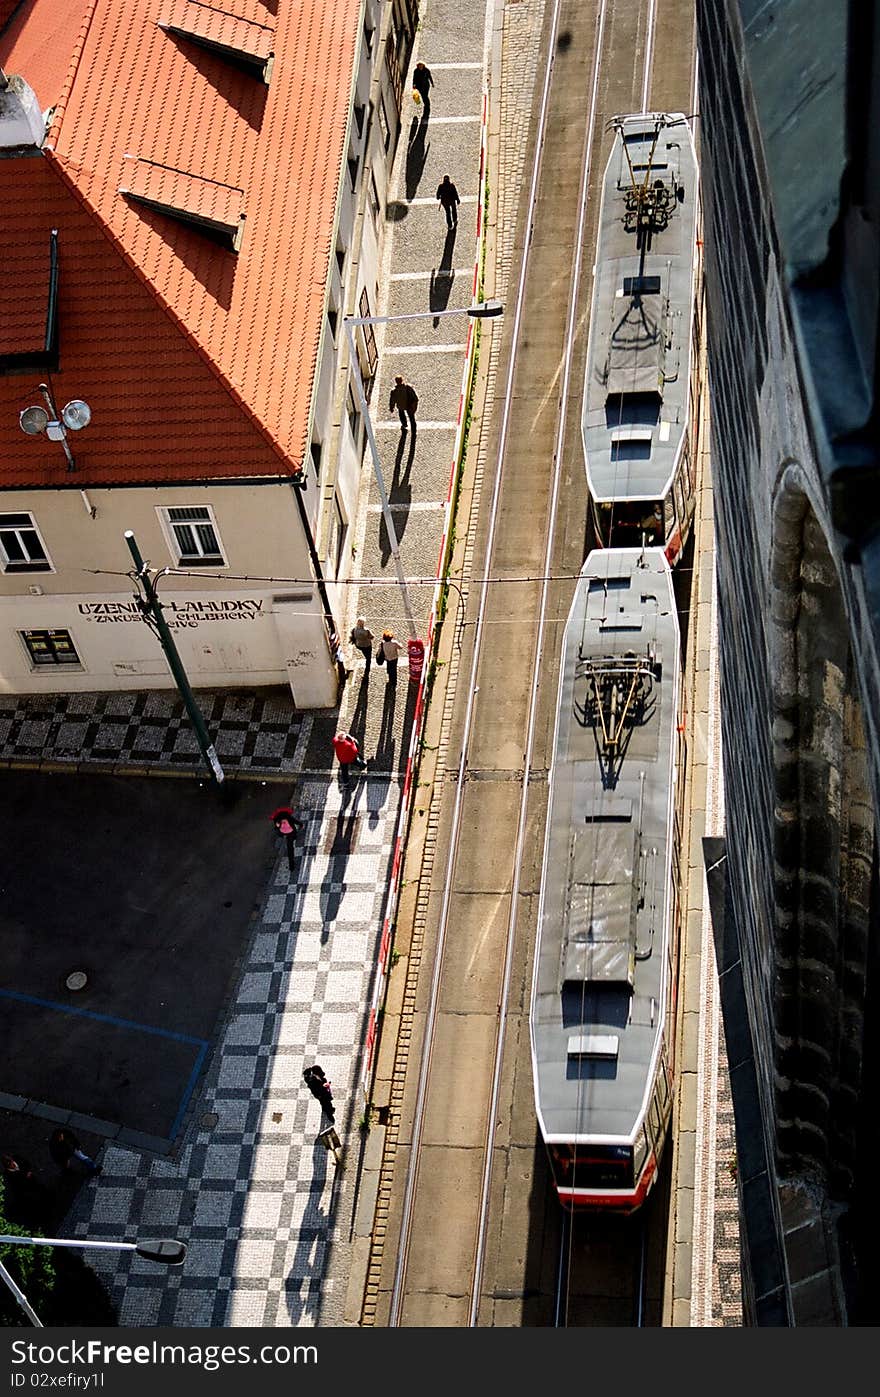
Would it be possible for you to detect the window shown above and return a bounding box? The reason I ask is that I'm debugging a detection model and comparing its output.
[369,172,381,223]
[354,103,365,138]
[348,149,359,191]
[21,628,80,667]
[160,505,225,566]
[0,513,51,573]
[378,96,390,153]
[327,305,338,339]
[336,239,347,275]
[364,19,374,55]
[347,384,362,446]
[358,286,379,379]
[310,439,323,476]
[327,494,348,575]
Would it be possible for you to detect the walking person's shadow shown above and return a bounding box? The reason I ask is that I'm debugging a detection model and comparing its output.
[283,1138,335,1325]
[320,777,363,933]
[405,115,430,201]
[372,681,398,774]
[379,431,416,566]
[349,665,370,747]
[430,226,457,325]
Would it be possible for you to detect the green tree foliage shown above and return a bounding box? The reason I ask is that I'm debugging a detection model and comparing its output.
[0,1179,116,1326]
[0,1180,55,1326]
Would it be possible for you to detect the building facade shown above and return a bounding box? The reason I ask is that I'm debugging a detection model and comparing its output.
[0,0,419,707]
[698,0,880,1323]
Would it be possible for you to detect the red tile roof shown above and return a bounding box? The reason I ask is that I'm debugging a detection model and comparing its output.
[0,0,93,112]
[0,0,361,487]
[0,155,279,487]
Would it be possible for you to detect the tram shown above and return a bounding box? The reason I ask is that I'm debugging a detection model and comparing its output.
[582,113,700,567]
[529,547,684,1211]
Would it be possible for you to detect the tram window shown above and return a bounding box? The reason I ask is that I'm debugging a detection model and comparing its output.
[657,1063,669,1112]
[649,1096,663,1144]
[611,438,652,462]
[596,501,663,547]
[634,1129,649,1177]
[683,444,694,493]
[549,1143,634,1190]
[674,475,686,525]
[663,494,675,535]
[605,391,661,428]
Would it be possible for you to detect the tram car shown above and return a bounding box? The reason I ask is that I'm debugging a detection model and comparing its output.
[529,547,683,1211]
[582,113,700,567]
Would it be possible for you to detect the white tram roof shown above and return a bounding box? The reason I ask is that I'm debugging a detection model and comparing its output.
[581,113,698,503]
[530,548,680,1143]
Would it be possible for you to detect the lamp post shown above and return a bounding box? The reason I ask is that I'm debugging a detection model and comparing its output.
[0,1233,186,1327]
[343,300,502,643]
[125,530,225,786]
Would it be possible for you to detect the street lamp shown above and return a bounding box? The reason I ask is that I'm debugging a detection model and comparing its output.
[125,530,225,786]
[343,300,503,644]
[0,1232,186,1327]
[19,383,91,472]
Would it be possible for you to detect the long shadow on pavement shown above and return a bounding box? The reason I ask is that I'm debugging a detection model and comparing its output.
[379,430,417,565]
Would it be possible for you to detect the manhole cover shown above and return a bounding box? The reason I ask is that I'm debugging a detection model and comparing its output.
[65,970,88,991]
[200,1112,219,1129]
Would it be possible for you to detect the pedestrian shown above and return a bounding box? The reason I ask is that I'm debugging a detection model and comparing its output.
[412,61,433,111]
[48,1127,101,1178]
[332,730,367,782]
[303,1065,335,1123]
[436,174,460,229]
[378,629,403,685]
[349,617,374,668]
[1,1153,47,1219]
[271,805,304,869]
[389,375,418,434]
[1,1153,37,1186]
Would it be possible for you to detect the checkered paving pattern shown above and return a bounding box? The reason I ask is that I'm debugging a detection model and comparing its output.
[65,773,401,1326]
[0,689,308,774]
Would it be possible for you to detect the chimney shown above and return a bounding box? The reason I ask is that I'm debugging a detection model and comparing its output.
[0,68,47,152]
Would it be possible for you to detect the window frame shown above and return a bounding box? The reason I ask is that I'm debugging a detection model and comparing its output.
[20,627,82,668]
[158,504,227,569]
[0,512,53,574]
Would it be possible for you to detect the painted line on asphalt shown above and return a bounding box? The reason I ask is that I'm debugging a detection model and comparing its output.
[420,115,481,124]
[386,343,468,354]
[0,986,209,1046]
[366,500,446,513]
[375,419,458,431]
[424,62,483,69]
[408,195,478,205]
[0,987,211,1142]
[389,269,474,281]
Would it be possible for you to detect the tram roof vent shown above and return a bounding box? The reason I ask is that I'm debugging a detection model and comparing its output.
[567,1034,619,1060]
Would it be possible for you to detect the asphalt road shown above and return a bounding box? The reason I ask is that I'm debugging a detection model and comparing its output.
[0,770,277,1145]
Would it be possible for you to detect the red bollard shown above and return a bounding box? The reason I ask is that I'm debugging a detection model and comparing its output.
[407,636,425,683]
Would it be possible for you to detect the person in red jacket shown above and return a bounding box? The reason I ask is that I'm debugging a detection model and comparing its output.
[332,731,366,782]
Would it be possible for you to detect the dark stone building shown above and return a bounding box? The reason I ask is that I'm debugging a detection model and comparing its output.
[697,0,880,1323]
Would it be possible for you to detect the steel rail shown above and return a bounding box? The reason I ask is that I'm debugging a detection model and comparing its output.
[467,0,614,1327]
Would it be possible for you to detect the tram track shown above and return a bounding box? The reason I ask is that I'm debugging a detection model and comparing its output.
[361,0,698,1327]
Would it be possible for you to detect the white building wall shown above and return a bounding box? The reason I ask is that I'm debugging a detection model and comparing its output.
[0,483,338,706]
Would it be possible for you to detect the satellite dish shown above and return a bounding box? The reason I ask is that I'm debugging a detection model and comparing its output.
[19,405,49,436]
[62,399,91,431]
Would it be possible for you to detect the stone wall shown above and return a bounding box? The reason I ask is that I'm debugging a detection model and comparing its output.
[697,0,880,1322]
